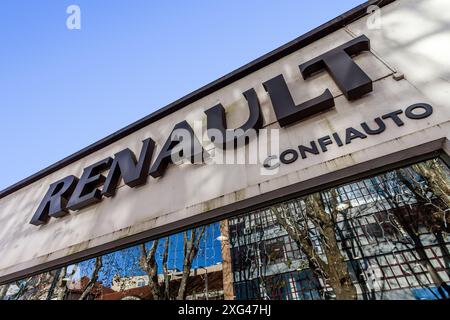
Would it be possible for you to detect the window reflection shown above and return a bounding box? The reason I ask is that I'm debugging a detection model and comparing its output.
[1,158,449,300]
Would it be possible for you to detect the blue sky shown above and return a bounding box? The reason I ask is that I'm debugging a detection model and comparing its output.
[0,0,363,190]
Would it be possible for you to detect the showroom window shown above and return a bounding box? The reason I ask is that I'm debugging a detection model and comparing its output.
[1,157,449,300]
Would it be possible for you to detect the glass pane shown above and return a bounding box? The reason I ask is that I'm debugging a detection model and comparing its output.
[1,157,449,300]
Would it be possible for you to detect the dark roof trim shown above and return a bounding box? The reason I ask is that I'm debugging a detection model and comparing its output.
[0,0,396,199]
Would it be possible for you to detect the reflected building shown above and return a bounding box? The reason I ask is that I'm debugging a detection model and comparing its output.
[226,163,450,300]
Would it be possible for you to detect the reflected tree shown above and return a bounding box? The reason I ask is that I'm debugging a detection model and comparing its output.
[140,239,161,299]
[177,226,206,299]
[79,257,103,300]
[0,284,10,300]
[374,159,450,299]
[139,226,207,300]
[271,189,357,300]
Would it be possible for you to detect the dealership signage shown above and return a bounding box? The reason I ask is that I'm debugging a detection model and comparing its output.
[264,104,433,169]
[30,35,433,226]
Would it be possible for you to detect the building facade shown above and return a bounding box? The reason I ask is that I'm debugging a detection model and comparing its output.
[0,0,449,300]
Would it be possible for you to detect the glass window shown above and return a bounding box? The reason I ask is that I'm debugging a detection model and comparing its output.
[1,157,449,300]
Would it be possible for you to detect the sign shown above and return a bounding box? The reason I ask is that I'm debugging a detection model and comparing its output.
[30,35,433,227]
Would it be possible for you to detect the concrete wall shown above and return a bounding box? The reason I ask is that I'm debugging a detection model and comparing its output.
[0,0,449,282]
